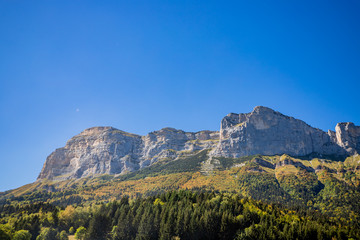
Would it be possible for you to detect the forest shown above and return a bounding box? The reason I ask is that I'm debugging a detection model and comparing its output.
[1,154,360,239]
[1,190,359,240]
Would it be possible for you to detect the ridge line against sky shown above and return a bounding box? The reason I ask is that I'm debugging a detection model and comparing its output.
[0,0,359,191]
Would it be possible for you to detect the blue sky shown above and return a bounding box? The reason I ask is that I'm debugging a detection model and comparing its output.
[0,0,359,191]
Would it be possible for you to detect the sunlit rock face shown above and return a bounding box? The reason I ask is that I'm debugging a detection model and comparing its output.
[335,122,360,155]
[210,106,349,158]
[141,128,219,167]
[38,106,359,180]
[37,127,143,180]
[38,127,219,180]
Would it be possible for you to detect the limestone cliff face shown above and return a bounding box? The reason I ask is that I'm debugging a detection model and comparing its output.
[38,106,359,180]
[209,106,348,158]
[141,128,219,168]
[37,127,143,180]
[335,122,360,155]
[38,127,219,180]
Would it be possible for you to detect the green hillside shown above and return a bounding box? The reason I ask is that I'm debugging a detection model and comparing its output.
[1,151,360,239]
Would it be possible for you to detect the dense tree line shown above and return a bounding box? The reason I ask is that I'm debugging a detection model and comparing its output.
[1,190,359,240]
[2,153,360,227]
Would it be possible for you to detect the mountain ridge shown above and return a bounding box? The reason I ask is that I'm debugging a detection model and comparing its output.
[37,106,360,181]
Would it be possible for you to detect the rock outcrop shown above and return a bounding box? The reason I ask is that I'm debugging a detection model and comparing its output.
[209,106,349,158]
[38,106,359,180]
[275,155,314,172]
[335,122,360,155]
[38,127,219,180]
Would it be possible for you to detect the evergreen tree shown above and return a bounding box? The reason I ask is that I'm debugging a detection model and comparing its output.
[13,230,32,240]
[69,226,75,235]
[59,230,68,240]
[36,227,58,240]
[75,226,86,240]
[87,213,110,240]
[0,226,11,240]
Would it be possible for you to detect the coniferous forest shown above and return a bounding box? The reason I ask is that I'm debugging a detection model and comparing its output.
[1,153,360,239]
[1,190,359,240]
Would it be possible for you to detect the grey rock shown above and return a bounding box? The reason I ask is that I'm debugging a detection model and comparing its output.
[141,128,218,166]
[38,127,143,180]
[335,122,360,155]
[38,106,360,180]
[38,127,219,180]
[210,106,348,158]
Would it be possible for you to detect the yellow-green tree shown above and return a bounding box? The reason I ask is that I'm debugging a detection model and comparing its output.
[13,230,32,240]
[75,226,86,240]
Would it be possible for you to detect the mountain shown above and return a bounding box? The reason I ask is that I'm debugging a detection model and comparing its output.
[2,106,360,239]
[37,127,219,180]
[38,106,360,180]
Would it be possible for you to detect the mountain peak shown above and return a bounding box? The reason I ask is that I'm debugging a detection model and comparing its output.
[252,105,275,113]
[79,126,117,135]
[37,107,359,180]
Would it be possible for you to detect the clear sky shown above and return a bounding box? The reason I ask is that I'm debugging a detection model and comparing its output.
[0,0,359,192]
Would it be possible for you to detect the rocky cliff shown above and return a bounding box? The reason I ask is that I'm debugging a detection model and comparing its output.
[209,106,352,158]
[38,106,360,180]
[38,127,219,180]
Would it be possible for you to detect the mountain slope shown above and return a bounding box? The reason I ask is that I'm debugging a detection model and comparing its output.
[37,106,360,180]
[3,152,360,223]
[1,106,360,229]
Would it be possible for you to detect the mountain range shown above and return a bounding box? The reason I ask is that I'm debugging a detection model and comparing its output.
[1,106,360,226]
[38,106,360,180]
[2,106,360,240]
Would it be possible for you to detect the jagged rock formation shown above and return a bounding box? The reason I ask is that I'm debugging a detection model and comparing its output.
[38,106,359,180]
[210,106,352,158]
[335,122,360,155]
[38,127,219,180]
